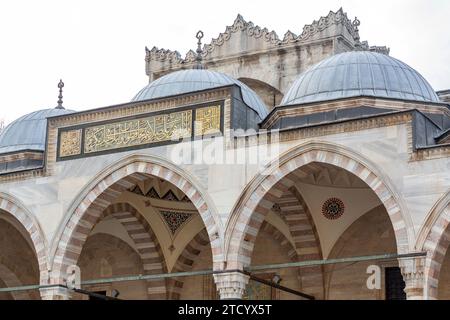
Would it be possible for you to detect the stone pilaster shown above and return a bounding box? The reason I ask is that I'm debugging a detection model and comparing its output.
[213,272,249,300]
[399,256,425,300]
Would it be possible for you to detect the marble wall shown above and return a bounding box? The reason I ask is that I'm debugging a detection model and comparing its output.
[0,117,448,299]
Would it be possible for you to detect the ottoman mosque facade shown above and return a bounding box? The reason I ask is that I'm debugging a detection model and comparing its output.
[0,8,449,300]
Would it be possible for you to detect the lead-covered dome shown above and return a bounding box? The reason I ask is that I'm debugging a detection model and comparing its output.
[282,51,440,106]
[0,108,73,154]
[132,69,268,119]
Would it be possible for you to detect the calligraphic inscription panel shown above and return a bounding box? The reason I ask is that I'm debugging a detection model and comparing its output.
[84,110,192,154]
[59,129,82,157]
[57,101,223,160]
[195,105,221,136]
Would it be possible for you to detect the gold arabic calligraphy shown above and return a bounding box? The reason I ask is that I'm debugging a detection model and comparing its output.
[195,105,221,136]
[84,110,192,153]
[59,129,82,157]
[58,104,223,158]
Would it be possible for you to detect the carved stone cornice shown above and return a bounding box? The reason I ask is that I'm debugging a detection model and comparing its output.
[412,144,450,161]
[235,111,413,147]
[236,111,450,162]
[202,13,281,55]
[0,168,44,183]
[368,45,390,55]
[47,88,231,129]
[44,88,232,175]
[0,150,45,182]
[293,8,358,43]
[276,112,413,143]
[0,151,43,164]
[145,8,375,70]
[262,96,450,129]
[145,46,182,64]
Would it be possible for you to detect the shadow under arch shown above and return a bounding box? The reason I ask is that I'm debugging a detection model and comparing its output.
[0,192,48,277]
[49,153,224,286]
[415,189,450,299]
[101,202,168,299]
[224,141,414,270]
[324,204,397,299]
[0,262,31,300]
[77,232,149,299]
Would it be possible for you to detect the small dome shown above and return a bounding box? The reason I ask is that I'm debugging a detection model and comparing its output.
[132,69,268,119]
[282,51,440,106]
[0,108,73,154]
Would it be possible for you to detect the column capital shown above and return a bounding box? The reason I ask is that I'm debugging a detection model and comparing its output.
[39,286,72,300]
[399,255,425,300]
[39,269,72,300]
[213,271,249,300]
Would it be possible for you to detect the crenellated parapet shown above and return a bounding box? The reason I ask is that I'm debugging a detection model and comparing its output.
[145,46,182,64]
[144,8,389,98]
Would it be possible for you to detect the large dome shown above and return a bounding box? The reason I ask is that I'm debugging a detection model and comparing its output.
[0,108,73,154]
[132,69,268,119]
[281,51,440,106]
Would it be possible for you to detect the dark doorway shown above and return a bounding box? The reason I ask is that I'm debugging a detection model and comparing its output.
[385,267,406,300]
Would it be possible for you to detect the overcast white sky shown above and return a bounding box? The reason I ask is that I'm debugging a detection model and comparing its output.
[0,0,449,124]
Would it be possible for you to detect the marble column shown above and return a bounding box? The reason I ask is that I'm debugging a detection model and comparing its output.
[39,270,72,300]
[400,256,425,300]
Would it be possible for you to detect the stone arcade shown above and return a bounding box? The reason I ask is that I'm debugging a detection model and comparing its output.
[0,8,449,300]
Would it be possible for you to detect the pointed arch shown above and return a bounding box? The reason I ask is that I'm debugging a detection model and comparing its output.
[50,154,223,288]
[258,221,298,260]
[225,142,413,271]
[324,205,397,299]
[102,203,167,299]
[168,228,211,299]
[416,190,450,299]
[0,262,31,300]
[77,233,147,299]
[275,187,325,298]
[250,221,306,299]
[0,193,48,279]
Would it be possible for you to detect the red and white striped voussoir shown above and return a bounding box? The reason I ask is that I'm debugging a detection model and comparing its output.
[52,160,223,288]
[280,188,325,298]
[226,145,411,272]
[0,196,48,278]
[422,202,450,299]
[0,263,31,300]
[169,228,210,299]
[104,203,167,299]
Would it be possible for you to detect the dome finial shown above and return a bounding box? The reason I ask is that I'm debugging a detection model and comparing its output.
[352,17,361,43]
[193,30,205,70]
[56,79,65,109]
